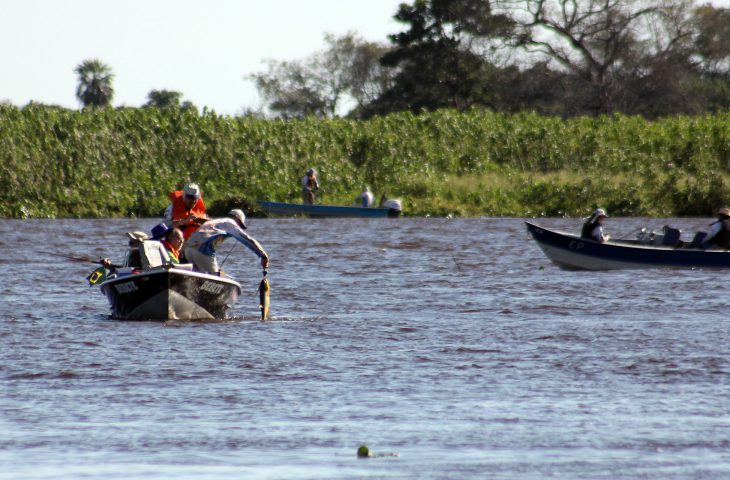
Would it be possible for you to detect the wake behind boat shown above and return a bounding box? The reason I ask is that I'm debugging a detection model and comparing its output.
[257,199,402,218]
[526,221,730,270]
[98,239,241,320]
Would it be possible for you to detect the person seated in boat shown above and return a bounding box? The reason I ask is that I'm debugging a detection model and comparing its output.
[355,186,374,207]
[151,223,184,263]
[302,168,319,205]
[183,209,269,275]
[702,207,730,249]
[100,231,149,272]
[581,208,610,243]
[164,182,208,240]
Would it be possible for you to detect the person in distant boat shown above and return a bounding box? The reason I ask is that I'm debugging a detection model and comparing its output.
[302,168,319,205]
[581,208,610,243]
[702,207,730,249]
[355,186,374,207]
[164,182,208,239]
[183,209,269,275]
[151,223,184,263]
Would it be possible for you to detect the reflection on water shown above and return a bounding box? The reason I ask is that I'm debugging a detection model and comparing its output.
[2,217,730,479]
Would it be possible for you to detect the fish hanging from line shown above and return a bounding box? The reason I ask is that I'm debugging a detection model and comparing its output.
[258,270,270,321]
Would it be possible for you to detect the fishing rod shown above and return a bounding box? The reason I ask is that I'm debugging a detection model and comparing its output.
[61,254,121,268]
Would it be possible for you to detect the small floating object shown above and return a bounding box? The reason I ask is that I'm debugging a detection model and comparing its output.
[357,445,372,458]
[357,445,398,458]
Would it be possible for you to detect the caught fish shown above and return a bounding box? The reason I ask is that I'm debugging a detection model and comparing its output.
[258,271,270,321]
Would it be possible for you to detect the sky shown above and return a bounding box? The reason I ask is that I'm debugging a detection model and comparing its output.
[1,0,404,115]
[4,0,730,116]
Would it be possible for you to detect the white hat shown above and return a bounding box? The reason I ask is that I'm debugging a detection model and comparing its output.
[183,183,201,199]
[126,231,149,242]
[594,208,608,218]
[307,168,316,175]
[228,209,247,229]
[719,207,730,218]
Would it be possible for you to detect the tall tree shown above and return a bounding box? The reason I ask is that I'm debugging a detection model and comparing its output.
[365,0,513,116]
[692,4,730,77]
[249,32,393,118]
[498,0,696,114]
[74,59,114,108]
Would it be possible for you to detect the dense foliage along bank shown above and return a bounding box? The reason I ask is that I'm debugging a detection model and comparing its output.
[2,104,730,219]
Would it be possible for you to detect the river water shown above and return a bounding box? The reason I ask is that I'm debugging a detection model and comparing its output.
[2,217,730,479]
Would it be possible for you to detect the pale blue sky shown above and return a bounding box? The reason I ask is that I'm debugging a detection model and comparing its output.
[1,0,403,115]
[3,0,728,116]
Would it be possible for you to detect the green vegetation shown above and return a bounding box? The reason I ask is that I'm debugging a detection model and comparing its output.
[2,104,730,219]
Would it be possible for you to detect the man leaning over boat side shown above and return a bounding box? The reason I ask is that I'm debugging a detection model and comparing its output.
[183,209,269,275]
[164,182,208,239]
[702,208,730,249]
[581,208,610,243]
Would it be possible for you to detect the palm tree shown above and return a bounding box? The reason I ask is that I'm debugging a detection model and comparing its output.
[74,59,114,108]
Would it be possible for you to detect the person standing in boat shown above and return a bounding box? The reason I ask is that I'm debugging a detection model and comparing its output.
[302,168,319,205]
[184,209,269,275]
[355,186,374,207]
[702,207,730,249]
[581,208,610,243]
[164,182,208,239]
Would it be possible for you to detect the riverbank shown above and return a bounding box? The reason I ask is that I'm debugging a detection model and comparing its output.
[2,105,729,218]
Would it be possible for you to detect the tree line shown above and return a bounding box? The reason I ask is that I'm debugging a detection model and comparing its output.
[251,0,730,119]
[47,0,730,121]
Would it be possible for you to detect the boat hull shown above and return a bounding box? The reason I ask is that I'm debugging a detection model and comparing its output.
[99,268,241,320]
[257,200,401,218]
[526,221,730,270]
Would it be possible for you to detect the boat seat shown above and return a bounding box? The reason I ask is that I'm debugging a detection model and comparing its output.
[661,227,681,247]
[172,263,194,271]
[140,240,171,269]
[689,231,707,249]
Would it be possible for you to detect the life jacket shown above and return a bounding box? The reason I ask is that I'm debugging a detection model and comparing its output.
[161,240,181,263]
[168,190,206,239]
[305,175,318,189]
[710,219,730,248]
[581,220,601,240]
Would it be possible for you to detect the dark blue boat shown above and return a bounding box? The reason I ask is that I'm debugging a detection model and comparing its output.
[257,200,402,218]
[526,221,730,270]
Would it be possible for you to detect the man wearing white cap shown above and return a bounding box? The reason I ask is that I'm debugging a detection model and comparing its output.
[184,209,269,275]
[355,186,374,207]
[703,207,730,249]
[581,208,610,243]
[164,182,208,239]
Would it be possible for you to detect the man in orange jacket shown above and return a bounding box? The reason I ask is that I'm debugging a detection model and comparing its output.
[164,183,208,239]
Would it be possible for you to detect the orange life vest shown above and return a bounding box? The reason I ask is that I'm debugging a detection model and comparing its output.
[168,190,207,239]
[161,239,181,263]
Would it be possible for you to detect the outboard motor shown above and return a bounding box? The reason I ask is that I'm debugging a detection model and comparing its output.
[382,199,403,216]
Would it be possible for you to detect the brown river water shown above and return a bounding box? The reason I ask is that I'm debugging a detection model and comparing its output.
[2,216,730,479]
